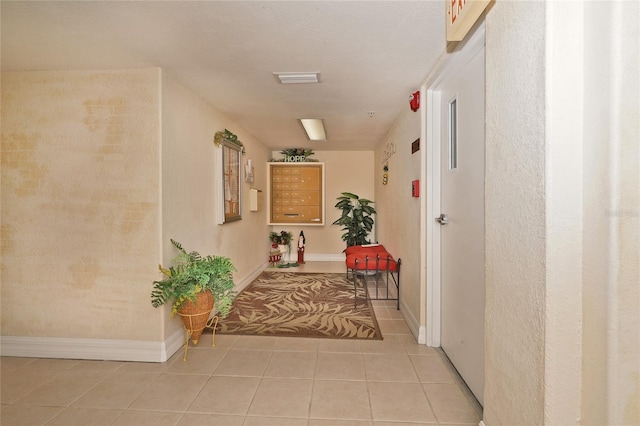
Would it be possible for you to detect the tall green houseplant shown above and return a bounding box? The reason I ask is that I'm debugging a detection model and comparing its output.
[151,239,237,318]
[332,192,376,247]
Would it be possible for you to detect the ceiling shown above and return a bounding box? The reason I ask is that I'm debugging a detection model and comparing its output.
[1,1,446,151]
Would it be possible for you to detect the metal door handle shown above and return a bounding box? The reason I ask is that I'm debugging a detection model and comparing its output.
[436,214,449,225]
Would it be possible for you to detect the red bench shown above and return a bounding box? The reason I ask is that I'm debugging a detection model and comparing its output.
[345,244,401,309]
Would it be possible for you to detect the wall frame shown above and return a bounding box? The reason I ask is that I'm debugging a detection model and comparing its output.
[221,139,242,223]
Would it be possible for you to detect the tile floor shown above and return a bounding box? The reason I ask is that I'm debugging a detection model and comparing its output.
[1,262,482,426]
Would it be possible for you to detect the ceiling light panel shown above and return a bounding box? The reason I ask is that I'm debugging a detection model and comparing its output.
[274,72,320,84]
[299,118,327,141]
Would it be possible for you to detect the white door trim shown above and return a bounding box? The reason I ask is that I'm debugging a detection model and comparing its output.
[423,22,485,347]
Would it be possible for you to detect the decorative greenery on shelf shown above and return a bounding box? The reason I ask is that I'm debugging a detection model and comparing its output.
[214,129,245,152]
[150,239,237,318]
[269,231,293,246]
[332,192,376,247]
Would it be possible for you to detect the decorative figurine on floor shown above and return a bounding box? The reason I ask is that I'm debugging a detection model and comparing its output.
[297,231,306,264]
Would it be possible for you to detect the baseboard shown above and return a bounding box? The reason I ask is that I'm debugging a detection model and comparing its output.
[1,329,185,363]
[399,297,422,342]
[235,261,269,293]
[304,253,346,262]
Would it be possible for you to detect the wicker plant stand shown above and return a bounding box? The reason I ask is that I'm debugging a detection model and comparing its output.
[177,290,219,361]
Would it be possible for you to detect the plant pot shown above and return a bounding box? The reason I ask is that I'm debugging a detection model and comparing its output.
[177,290,214,345]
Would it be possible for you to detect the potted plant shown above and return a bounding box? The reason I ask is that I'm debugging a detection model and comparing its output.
[151,239,237,345]
[332,192,376,247]
[269,230,293,255]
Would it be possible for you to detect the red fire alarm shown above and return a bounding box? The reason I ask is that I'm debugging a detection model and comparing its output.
[409,91,420,112]
[412,180,420,197]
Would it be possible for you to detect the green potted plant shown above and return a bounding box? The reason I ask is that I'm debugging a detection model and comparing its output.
[151,239,237,344]
[332,192,376,247]
[269,230,293,248]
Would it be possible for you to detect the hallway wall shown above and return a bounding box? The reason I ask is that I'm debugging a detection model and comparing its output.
[484,1,639,424]
[0,68,274,361]
[1,69,163,342]
[374,108,421,334]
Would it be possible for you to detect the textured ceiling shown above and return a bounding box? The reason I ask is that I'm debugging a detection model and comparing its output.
[1,1,446,151]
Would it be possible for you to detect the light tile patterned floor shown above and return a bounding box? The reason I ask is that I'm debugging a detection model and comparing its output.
[1,262,482,425]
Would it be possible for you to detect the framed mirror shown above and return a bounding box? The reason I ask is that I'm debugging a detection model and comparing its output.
[221,139,242,223]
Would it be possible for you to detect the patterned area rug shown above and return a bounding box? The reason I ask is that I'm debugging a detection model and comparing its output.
[215,271,382,340]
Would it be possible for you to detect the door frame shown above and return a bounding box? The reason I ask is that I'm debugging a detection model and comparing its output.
[422,22,485,347]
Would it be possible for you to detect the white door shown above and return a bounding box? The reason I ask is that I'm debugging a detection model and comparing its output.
[438,47,485,405]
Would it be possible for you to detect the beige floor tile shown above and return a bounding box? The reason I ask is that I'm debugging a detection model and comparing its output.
[364,353,419,382]
[405,344,438,356]
[15,370,109,407]
[70,360,125,372]
[165,347,228,375]
[46,407,123,426]
[360,336,407,354]
[275,337,319,352]
[318,338,362,353]
[197,332,238,348]
[213,349,271,376]
[0,368,60,404]
[310,380,371,420]
[128,373,208,411]
[71,372,158,409]
[27,358,80,370]
[409,355,455,383]
[423,383,480,424]
[232,335,279,350]
[309,420,373,426]
[178,412,245,425]
[188,375,260,414]
[243,416,310,425]
[0,404,62,425]
[117,360,170,373]
[368,382,436,423]
[314,352,366,381]
[378,319,412,335]
[112,409,182,426]
[264,350,317,379]
[374,422,438,426]
[248,378,313,418]
[0,356,34,372]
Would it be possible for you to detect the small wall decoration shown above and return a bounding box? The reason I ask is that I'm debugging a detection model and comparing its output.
[214,130,243,224]
[382,142,396,164]
[412,138,420,154]
[383,163,389,185]
[214,129,245,153]
[270,148,318,162]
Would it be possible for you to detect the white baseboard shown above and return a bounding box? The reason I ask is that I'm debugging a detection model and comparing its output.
[235,261,269,293]
[0,329,185,363]
[305,253,346,262]
[399,297,422,342]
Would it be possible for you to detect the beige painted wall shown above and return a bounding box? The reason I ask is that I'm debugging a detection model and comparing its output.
[374,109,421,327]
[1,69,163,341]
[484,2,547,423]
[160,73,272,339]
[269,150,374,258]
[581,2,639,424]
[484,1,639,424]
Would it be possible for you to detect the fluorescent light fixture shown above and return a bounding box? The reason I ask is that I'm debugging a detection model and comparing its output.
[274,72,320,84]
[299,118,327,141]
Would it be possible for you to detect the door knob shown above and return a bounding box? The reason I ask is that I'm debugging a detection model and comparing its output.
[436,214,449,225]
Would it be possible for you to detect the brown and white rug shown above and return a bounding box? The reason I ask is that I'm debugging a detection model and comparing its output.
[215,271,382,340]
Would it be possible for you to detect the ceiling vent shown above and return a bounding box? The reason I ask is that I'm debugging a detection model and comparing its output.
[274,72,320,84]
